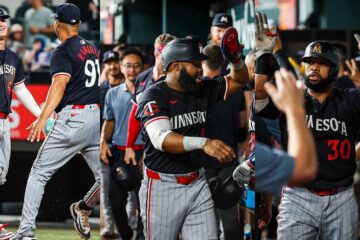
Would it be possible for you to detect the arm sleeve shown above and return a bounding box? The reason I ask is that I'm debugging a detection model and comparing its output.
[50,49,72,79]
[14,82,42,117]
[255,53,278,76]
[126,103,142,147]
[103,91,114,120]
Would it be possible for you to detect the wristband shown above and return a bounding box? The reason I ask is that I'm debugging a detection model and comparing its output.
[183,136,208,152]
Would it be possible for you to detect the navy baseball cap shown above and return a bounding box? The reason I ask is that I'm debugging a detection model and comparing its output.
[51,3,80,25]
[212,13,233,27]
[0,8,10,19]
[103,50,119,63]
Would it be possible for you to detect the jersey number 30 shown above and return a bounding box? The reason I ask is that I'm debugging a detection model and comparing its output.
[85,59,100,87]
[328,139,351,161]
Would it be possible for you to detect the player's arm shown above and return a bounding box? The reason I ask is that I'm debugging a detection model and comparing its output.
[144,118,235,163]
[124,102,141,165]
[27,74,69,142]
[100,120,115,164]
[14,82,41,117]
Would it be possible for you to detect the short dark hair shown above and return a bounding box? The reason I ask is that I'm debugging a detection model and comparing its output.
[120,48,145,64]
[202,44,223,71]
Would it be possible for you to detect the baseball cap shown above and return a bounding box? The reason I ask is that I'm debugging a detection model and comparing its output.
[162,38,209,71]
[51,3,80,25]
[103,50,120,63]
[212,13,233,28]
[0,8,10,19]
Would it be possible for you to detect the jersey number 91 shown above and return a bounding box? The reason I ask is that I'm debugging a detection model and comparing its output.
[85,59,100,87]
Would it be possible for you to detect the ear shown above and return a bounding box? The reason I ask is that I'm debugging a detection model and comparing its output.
[172,62,182,72]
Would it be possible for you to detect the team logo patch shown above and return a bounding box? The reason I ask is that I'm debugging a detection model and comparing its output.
[220,16,228,23]
[312,43,322,54]
[80,40,86,45]
[144,101,159,116]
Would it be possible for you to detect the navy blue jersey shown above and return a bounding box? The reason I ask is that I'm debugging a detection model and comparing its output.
[50,36,100,112]
[132,67,166,104]
[136,77,229,174]
[0,48,25,113]
[256,88,360,189]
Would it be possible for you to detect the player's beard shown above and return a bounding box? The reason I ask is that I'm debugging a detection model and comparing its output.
[178,68,199,92]
[304,74,333,92]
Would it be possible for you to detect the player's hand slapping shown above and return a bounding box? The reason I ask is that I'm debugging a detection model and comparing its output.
[255,12,277,56]
[124,147,137,166]
[344,59,360,84]
[203,139,236,163]
[27,117,46,142]
[100,142,112,165]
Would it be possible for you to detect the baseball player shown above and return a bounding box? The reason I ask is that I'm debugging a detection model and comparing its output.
[255,35,360,239]
[124,33,176,164]
[135,31,248,240]
[0,8,42,240]
[11,4,100,240]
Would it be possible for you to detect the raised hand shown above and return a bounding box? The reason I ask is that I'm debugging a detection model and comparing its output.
[255,12,277,53]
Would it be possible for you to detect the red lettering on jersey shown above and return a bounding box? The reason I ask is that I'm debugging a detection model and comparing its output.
[77,45,98,62]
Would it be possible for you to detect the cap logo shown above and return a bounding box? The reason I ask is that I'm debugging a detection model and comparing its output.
[80,40,85,45]
[71,19,76,23]
[109,53,114,58]
[312,44,322,54]
[220,16,228,23]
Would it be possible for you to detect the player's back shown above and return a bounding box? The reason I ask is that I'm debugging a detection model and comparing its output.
[50,35,100,112]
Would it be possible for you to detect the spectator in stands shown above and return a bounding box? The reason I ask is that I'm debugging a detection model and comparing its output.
[14,0,32,23]
[7,24,25,58]
[23,35,46,72]
[66,0,98,31]
[23,0,54,49]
